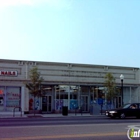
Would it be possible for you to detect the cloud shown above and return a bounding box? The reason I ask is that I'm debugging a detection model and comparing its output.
[0,0,73,9]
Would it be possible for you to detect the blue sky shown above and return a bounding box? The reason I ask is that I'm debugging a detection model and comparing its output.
[0,0,140,67]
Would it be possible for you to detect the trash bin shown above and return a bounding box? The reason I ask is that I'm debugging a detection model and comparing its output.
[62,106,68,116]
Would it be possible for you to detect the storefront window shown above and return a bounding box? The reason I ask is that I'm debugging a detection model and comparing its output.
[0,86,21,111]
[90,86,105,105]
[54,85,79,111]
[6,87,21,111]
[29,95,41,111]
[79,86,88,111]
[55,85,69,110]
[70,86,78,110]
[0,87,4,111]
[81,86,89,94]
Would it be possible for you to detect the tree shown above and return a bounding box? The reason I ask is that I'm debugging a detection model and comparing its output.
[104,73,119,108]
[25,67,44,116]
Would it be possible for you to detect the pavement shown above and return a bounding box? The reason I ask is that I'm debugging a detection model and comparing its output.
[0,112,105,118]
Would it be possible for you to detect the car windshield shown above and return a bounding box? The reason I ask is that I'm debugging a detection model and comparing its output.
[119,103,131,109]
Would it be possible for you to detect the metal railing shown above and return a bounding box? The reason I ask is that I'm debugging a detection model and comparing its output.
[13,107,22,117]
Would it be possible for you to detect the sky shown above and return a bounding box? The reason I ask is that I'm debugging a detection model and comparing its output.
[0,0,140,67]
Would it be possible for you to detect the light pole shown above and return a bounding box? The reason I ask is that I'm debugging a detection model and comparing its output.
[120,74,124,106]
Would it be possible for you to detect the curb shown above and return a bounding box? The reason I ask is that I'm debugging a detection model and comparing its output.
[0,114,106,119]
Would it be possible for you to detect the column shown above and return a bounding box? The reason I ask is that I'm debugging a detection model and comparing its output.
[130,87,131,103]
[92,87,94,103]
[25,87,29,112]
[59,86,60,111]
[4,86,6,111]
[137,87,139,102]
[88,86,90,111]
[21,86,25,114]
[78,85,80,108]
[68,86,70,110]
[96,86,98,104]
[54,86,56,111]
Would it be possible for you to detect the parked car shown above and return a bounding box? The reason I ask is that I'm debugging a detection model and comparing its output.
[105,103,140,119]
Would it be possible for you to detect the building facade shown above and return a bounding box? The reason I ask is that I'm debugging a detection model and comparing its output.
[0,59,139,114]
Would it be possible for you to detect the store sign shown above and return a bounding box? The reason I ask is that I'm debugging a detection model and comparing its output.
[0,71,18,76]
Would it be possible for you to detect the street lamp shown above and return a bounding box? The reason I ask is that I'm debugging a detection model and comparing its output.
[120,74,124,106]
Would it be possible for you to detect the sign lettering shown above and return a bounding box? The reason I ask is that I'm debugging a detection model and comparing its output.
[0,71,18,76]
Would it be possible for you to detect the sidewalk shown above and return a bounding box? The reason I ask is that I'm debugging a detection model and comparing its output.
[35,113,105,118]
[0,112,105,118]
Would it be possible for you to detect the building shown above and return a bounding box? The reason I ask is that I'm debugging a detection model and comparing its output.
[0,59,139,114]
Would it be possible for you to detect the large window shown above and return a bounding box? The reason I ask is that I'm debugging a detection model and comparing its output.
[70,86,78,110]
[0,86,21,112]
[55,85,68,110]
[55,85,79,111]
[0,87,5,111]
[90,86,105,105]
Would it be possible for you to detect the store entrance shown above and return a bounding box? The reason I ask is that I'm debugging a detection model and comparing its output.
[81,95,88,112]
[42,96,52,113]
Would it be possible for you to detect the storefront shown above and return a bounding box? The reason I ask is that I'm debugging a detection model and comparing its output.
[0,59,139,114]
[27,85,118,113]
[28,84,139,114]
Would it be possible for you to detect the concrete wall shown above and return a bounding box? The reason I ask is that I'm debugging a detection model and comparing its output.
[123,87,131,104]
[0,59,139,86]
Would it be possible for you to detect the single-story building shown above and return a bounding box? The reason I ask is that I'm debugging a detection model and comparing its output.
[0,59,139,114]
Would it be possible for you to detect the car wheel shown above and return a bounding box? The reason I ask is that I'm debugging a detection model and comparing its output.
[120,113,125,119]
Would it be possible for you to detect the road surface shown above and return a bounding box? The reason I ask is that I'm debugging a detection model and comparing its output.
[0,116,139,140]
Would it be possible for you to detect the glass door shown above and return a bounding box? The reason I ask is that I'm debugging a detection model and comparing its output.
[81,95,88,112]
[42,96,52,113]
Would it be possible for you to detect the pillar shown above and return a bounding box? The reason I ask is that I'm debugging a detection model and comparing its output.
[21,86,25,114]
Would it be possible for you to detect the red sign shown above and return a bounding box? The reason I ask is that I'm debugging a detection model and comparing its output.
[0,71,18,76]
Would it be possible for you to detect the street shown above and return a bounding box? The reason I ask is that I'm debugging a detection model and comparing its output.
[0,116,139,140]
